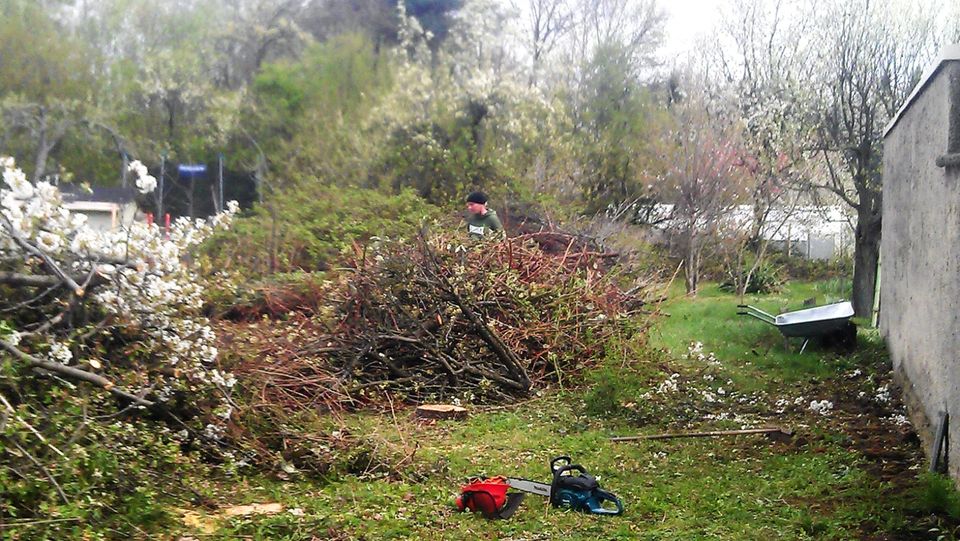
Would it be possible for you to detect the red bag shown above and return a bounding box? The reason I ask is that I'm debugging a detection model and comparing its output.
[456,476,523,519]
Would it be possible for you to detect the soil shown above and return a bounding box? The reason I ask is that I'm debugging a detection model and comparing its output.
[807,364,957,540]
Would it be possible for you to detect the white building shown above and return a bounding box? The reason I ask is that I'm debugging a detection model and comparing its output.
[644,204,854,260]
[61,186,139,232]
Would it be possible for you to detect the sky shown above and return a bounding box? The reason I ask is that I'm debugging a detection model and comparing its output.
[658,0,728,59]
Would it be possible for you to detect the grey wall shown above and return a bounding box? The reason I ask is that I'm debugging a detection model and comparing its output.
[881,61,960,478]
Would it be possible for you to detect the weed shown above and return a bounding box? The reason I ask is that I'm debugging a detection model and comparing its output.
[916,473,960,519]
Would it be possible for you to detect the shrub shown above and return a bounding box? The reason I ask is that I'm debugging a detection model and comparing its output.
[915,472,960,520]
[768,252,852,281]
[200,186,439,277]
[720,263,786,294]
[0,382,214,538]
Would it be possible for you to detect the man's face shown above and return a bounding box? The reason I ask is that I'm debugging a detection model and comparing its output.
[466,201,486,215]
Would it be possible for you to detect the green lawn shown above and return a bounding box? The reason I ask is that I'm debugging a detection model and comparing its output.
[50,281,958,541]
[649,281,866,391]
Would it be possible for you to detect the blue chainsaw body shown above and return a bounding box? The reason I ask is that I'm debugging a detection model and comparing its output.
[549,456,624,515]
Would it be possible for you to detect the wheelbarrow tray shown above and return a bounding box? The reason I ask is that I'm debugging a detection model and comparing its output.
[738,301,854,338]
[773,302,854,337]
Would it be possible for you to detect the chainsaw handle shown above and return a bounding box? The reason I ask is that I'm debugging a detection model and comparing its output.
[550,456,572,473]
[553,463,587,478]
[588,488,624,516]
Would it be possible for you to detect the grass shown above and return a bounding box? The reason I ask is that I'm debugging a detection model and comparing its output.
[24,279,958,540]
[169,397,927,541]
[649,281,865,392]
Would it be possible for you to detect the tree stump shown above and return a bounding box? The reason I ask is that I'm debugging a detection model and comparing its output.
[415,404,468,420]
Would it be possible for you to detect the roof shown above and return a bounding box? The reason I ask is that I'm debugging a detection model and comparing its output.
[59,185,136,204]
[883,44,960,138]
[63,201,120,213]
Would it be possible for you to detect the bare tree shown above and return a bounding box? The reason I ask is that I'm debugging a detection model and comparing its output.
[578,0,664,58]
[807,0,940,317]
[556,0,664,98]
[214,0,310,89]
[512,0,575,86]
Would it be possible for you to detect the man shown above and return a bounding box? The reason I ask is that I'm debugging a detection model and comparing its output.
[464,191,503,239]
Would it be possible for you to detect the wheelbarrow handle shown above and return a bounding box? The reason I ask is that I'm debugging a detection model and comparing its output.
[737,305,777,325]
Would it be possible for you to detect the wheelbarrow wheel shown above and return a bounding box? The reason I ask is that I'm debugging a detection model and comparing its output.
[819,322,857,352]
[838,321,858,352]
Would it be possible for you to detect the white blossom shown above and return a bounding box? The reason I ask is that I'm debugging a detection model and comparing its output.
[657,373,680,394]
[1,156,239,435]
[809,400,834,416]
[875,385,891,404]
[887,413,910,426]
[127,160,157,193]
[49,342,73,365]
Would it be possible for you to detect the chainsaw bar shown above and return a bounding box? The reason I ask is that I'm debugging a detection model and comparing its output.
[506,477,551,497]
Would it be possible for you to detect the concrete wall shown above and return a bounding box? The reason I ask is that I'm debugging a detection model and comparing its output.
[881,59,960,478]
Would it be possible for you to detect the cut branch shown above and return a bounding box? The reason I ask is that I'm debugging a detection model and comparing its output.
[1,215,85,296]
[0,271,65,288]
[0,339,154,407]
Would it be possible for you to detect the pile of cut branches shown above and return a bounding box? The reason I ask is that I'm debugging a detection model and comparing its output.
[222,231,653,410]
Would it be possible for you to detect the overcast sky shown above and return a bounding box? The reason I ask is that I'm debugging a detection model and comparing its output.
[659,0,727,58]
[657,0,958,58]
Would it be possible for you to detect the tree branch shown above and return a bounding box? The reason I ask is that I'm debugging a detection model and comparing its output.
[0,340,155,407]
[0,271,64,288]
[1,217,85,296]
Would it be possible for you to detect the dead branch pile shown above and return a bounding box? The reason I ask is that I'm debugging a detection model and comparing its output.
[222,232,652,410]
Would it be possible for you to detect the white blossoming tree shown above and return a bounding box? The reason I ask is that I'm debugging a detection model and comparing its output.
[0,156,238,443]
[367,0,568,204]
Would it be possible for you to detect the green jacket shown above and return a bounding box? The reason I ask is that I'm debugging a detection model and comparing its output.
[466,210,503,239]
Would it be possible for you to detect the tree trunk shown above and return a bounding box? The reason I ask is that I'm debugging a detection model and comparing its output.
[684,234,700,295]
[852,207,881,318]
[33,107,49,183]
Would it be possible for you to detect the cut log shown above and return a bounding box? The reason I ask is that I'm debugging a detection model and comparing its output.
[415,404,468,420]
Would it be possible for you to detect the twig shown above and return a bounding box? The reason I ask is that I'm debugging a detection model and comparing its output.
[1,215,85,296]
[0,517,81,527]
[12,440,68,503]
[0,391,65,458]
[383,391,408,451]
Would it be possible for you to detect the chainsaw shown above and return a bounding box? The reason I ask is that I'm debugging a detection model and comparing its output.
[456,456,624,518]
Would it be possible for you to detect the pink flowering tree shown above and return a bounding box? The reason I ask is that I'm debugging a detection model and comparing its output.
[655,98,751,295]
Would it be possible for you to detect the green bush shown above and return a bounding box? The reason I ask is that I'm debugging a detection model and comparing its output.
[746,263,787,294]
[814,275,854,302]
[769,252,852,281]
[0,387,210,539]
[201,186,439,277]
[370,121,514,207]
[914,472,960,520]
[719,263,786,294]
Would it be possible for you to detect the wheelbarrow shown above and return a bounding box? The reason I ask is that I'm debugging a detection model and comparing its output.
[737,301,857,353]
